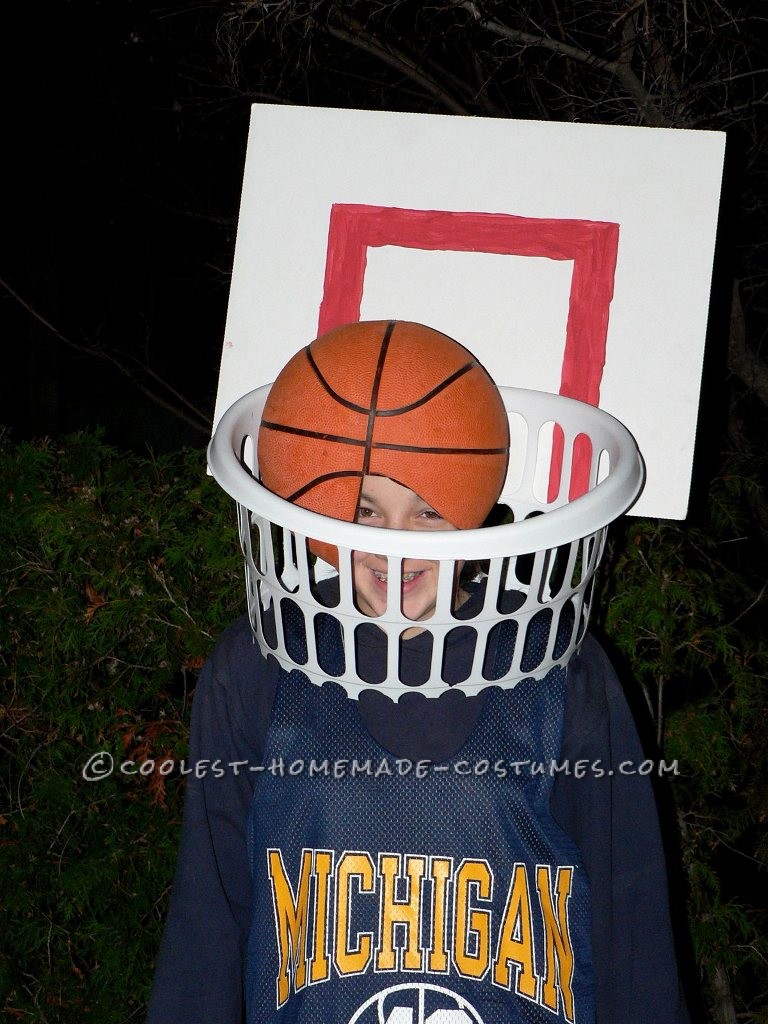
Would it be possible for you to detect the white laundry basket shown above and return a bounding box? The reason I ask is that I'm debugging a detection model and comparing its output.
[208,385,644,700]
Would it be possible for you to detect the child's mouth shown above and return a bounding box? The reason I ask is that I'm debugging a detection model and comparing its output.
[371,569,423,585]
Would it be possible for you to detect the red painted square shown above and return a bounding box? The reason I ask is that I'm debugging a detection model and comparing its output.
[317,205,619,501]
[318,204,619,408]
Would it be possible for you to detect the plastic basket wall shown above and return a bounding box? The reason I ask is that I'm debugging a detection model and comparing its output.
[208,386,644,700]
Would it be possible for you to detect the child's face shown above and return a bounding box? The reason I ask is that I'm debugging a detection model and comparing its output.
[352,475,460,624]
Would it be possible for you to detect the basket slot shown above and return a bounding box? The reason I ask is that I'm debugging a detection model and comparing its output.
[237,503,251,560]
[268,523,299,593]
[503,553,526,594]
[481,618,518,681]
[569,432,593,501]
[528,548,551,603]
[540,543,565,603]
[238,433,257,475]
[553,599,577,659]
[399,631,431,687]
[294,532,314,596]
[314,612,345,677]
[530,420,563,505]
[568,536,586,589]
[441,626,476,684]
[503,411,528,496]
[257,580,278,649]
[238,506,266,578]
[597,446,611,486]
[281,598,307,664]
[561,539,582,597]
[521,608,554,673]
[576,577,596,642]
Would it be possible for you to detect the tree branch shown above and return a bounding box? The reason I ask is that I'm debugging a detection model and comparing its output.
[1,277,211,437]
[322,17,470,115]
[458,1,670,126]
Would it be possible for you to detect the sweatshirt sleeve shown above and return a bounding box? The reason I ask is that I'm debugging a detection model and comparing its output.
[551,634,690,1024]
[146,617,277,1024]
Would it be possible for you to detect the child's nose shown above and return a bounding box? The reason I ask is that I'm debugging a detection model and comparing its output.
[384,513,409,531]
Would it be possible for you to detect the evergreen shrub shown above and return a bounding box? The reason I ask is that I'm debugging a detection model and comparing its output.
[1,431,240,1021]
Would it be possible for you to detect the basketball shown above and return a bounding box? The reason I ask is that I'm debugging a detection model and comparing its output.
[257,321,509,557]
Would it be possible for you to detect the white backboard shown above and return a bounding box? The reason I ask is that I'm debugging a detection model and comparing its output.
[214,105,725,519]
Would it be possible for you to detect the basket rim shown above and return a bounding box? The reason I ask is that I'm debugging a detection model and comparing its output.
[208,384,645,560]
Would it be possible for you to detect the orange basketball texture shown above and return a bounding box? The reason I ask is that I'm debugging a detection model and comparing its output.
[257,321,510,544]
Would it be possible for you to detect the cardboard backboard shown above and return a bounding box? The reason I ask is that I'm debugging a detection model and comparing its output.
[214,105,725,519]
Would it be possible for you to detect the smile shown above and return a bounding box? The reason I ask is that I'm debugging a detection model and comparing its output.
[371,569,423,584]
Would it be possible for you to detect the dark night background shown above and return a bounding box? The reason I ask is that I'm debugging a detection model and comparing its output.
[4,2,767,461]
[5,2,249,451]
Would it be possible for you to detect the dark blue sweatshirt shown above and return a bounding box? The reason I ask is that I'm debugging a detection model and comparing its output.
[147,614,689,1023]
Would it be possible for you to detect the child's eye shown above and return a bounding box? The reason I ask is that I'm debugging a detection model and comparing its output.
[356,506,377,521]
[419,509,442,522]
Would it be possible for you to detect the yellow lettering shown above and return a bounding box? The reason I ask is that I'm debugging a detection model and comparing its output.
[427,857,452,973]
[493,862,538,999]
[334,852,375,976]
[453,860,492,978]
[267,848,312,1007]
[310,850,333,983]
[376,854,425,971]
[537,865,575,1023]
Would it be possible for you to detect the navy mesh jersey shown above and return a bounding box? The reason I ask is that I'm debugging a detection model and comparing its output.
[246,650,595,1023]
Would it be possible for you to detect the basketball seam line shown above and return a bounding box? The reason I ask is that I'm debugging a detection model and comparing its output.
[260,421,367,446]
[359,321,396,506]
[305,346,479,417]
[287,470,363,503]
[380,360,477,416]
[374,443,509,455]
[305,347,363,415]
[261,420,507,455]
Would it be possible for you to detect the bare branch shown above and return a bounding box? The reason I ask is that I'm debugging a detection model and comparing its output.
[458,1,670,126]
[322,17,470,115]
[0,277,211,437]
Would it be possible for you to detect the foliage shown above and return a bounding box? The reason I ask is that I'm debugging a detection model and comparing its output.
[594,450,768,1022]
[1,431,242,1022]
